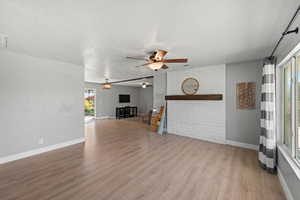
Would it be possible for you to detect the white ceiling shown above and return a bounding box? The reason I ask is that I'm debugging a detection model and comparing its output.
[0,0,299,83]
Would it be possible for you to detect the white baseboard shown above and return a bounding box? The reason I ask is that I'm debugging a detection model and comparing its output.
[96,116,115,120]
[85,117,95,124]
[168,133,258,151]
[168,132,226,145]
[0,137,85,165]
[278,168,294,200]
[226,140,258,151]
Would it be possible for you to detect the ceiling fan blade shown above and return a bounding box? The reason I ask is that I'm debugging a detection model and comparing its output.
[162,58,188,63]
[126,56,148,61]
[162,64,169,69]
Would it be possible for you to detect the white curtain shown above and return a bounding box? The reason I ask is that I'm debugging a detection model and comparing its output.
[258,62,276,173]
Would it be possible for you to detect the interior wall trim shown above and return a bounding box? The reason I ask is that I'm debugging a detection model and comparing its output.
[278,145,300,180]
[96,116,116,120]
[168,133,258,151]
[0,138,85,165]
[277,41,300,67]
[278,168,295,200]
[168,132,226,144]
[225,140,259,151]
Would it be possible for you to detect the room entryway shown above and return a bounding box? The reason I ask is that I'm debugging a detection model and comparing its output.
[84,88,96,123]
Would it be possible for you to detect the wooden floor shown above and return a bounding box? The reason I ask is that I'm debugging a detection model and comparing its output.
[0,119,285,200]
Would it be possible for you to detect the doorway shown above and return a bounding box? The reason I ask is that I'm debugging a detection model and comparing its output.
[84,88,96,123]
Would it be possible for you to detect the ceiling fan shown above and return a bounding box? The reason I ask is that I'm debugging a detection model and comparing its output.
[126,49,188,71]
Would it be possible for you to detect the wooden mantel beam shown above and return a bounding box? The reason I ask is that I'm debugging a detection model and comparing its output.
[165,94,223,101]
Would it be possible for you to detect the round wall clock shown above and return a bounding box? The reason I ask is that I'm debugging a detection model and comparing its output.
[181,77,199,95]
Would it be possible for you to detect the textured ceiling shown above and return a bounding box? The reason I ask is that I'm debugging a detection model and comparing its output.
[0,0,299,83]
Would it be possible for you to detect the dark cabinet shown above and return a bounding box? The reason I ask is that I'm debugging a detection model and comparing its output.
[116,106,137,119]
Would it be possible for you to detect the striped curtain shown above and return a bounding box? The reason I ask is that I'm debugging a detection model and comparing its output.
[258,62,276,173]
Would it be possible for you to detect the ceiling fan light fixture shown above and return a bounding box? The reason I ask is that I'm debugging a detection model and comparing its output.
[148,62,163,70]
[102,78,112,89]
[102,83,111,89]
[127,49,187,70]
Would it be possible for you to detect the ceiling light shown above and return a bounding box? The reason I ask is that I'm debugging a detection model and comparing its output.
[102,84,111,89]
[142,82,147,88]
[102,78,112,89]
[141,81,151,88]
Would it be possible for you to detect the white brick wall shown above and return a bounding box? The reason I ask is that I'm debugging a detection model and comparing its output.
[167,65,226,143]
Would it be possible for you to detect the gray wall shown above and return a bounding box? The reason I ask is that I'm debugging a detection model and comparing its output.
[139,87,153,113]
[85,83,142,118]
[0,50,84,158]
[226,60,263,145]
[276,15,300,200]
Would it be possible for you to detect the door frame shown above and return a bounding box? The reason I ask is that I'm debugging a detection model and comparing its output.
[84,88,97,117]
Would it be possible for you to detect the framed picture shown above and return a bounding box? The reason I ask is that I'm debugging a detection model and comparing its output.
[236,82,256,109]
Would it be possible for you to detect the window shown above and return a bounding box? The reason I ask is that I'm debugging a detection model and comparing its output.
[297,56,300,160]
[281,51,300,164]
[283,61,293,153]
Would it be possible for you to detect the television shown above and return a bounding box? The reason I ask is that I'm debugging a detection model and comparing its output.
[119,94,130,103]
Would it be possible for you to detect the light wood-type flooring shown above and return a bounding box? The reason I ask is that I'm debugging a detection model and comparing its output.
[0,119,285,200]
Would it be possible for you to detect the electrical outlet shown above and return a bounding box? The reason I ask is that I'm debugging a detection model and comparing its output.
[38,138,44,145]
